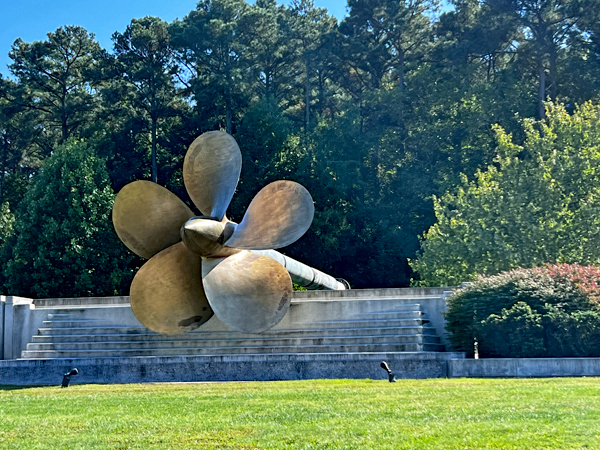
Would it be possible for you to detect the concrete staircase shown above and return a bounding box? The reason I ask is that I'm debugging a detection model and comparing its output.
[1,288,465,384]
[21,301,444,359]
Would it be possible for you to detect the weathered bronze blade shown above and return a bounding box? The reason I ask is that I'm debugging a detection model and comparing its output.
[202,251,292,333]
[223,180,314,250]
[113,180,194,259]
[183,131,242,220]
[130,242,213,334]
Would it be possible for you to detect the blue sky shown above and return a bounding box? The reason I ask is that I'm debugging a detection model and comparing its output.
[0,0,349,76]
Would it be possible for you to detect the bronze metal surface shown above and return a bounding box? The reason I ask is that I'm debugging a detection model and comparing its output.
[180,216,241,258]
[183,131,242,220]
[130,242,213,334]
[113,180,194,259]
[224,180,315,250]
[181,217,226,256]
[112,131,344,337]
[201,251,292,333]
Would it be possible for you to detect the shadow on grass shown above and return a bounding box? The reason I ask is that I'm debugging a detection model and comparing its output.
[0,384,54,390]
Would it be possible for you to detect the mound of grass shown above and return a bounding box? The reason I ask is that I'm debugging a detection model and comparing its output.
[1,378,599,449]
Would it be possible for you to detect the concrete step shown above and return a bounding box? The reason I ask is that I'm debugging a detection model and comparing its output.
[292,287,448,301]
[42,320,114,328]
[354,311,425,320]
[35,318,429,335]
[31,325,438,343]
[21,342,446,359]
[26,334,441,351]
[37,326,152,336]
[352,304,423,312]
[307,318,429,327]
[34,296,130,308]
[42,313,425,326]
[47,312,86,319]
[36,321,437,336]
[31,290,447,308]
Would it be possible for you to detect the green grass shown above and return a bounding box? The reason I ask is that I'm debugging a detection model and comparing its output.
[0,378,599,449]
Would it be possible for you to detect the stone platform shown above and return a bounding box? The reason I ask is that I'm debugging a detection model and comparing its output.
[0,352,463,386]
[1,288,464,385]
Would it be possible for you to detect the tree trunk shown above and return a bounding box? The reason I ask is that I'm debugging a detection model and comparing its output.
[0,138,7,205]
[151,116,158,183]
[61,120,69,143]
[398,48,405,92]
[225,87,233,135]
[305,55,310,131]
[318,69,325,116]
[265,69,271,97]
[549,45,558,102]
[359,95,364,134]
[538,62,546,119]
[61,86,69,143]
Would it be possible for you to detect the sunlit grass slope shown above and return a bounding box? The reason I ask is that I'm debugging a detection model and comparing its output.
[1,378,599,449]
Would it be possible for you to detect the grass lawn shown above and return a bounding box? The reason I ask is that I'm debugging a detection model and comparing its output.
[0,378,599,449]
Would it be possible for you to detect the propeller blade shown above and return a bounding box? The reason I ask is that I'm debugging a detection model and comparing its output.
[113,180,193,259]
[223,180,314,250]
[130,242,213,334]
[183,131,242,220]
[201,251,292,333]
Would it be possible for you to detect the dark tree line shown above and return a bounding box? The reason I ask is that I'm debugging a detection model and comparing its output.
[2,0,600,296]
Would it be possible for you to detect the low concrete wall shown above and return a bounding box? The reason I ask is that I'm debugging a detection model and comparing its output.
[449,358,600,378]
[0,352,461,386]
[1,296,42,360]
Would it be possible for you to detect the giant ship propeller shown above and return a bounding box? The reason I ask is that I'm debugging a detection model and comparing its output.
[112,131,344,335]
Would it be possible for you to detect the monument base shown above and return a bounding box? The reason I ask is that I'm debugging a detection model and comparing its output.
[0,288,465,385]
[0,352,463,386]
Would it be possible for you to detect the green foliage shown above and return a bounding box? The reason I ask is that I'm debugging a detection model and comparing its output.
[413,102,600,286]
[478,302,546,357]
[3,139,133,298]
[0,202,14,246]
[2,0,600,291]
[8,26,102,142]
[170,0,252,134]
[110,17,181,184]
[446,265,600,357]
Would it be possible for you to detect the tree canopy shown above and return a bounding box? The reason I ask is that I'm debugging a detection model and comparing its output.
[2,0,600,296]
[412,102,600,286]
[3,139,133,298]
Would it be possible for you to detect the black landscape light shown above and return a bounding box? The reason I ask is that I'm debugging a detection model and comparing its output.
[61,368,79,388]
[380,361,396,382]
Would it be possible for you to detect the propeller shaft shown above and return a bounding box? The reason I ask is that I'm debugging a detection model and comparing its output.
[251,250,347,291]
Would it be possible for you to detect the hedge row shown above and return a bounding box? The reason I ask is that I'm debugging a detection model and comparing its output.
[446,264,600,358]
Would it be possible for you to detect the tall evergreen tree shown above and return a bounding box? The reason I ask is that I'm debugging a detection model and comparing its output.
[485,0,591,118]
[288,0,338,130]
[8,26,102,143]
[4,139,133,298]
[110,17,180,184]
[170,0,251,134]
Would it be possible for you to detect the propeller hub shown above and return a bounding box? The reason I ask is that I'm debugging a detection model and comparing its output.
[181,216,226,257]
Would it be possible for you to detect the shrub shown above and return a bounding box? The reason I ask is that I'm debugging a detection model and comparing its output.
[542,263,600,306]
[478,302,546,358]
[446,265,600,357]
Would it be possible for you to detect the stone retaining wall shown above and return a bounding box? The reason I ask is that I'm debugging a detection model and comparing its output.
[0,352,461,386]
[449,358,600,378]
[2,356,599,386]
